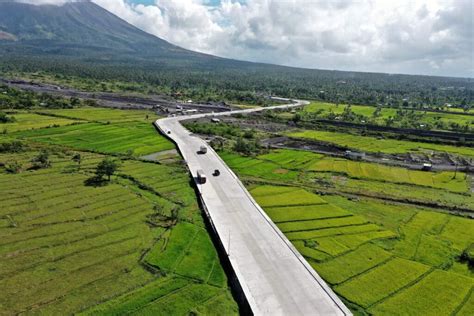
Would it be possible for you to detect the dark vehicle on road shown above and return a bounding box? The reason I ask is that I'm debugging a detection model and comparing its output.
[213,169,220,176]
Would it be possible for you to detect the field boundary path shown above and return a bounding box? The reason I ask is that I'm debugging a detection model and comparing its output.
[155,99,351,315]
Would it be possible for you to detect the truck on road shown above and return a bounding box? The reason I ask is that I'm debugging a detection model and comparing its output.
[197,169,207,184]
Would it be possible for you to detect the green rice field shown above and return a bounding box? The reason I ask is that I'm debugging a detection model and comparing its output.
[0,107,237,314]
[246,183,474,315]
[221,149,471,195]
[1,112,80,132]
[221,144,474,315]
[288,130,474,157]
[14,122,174,156]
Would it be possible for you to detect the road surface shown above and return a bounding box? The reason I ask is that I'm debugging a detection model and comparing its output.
[155,99,351,315]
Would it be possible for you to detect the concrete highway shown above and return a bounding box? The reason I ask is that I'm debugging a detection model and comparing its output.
[155,99,351,315]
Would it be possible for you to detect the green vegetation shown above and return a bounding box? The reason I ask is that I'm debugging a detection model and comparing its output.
[299,101,474,132]
[0,107,237,314]
[37,107,156,123]
[0,111,16,123]
[368,270,473,316]
[309,156,468,192]
[335,258,430,307]
[0,83,78,109]
[288,130,474,157]
[312,244,393,284]
[14,121,174,156]
[0,112,79,132]
[95,157,120,181]
[219,146,474,315]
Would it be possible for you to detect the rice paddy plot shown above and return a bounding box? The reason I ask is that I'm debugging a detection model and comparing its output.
[293,241,332,262]
[14,122,174,156]
[128,283,232,315]
[251,185,326,207]
[221,152,299,180]
[392,211,450,264]
[285,223,382,240]
[456,289,474,316]
[79,276,190,315]
[0,145,235,314]
[277,215,368,233]
[440,216,474,252]
[0,112,79,132]
[249,185,300,197]
[307,236,350,256]
[311,243,393,285]
[265,204,351,223]
[144,222,226,285]
[368,270,473,316]
[257,149,323,169]
[333,230,396,248]
[322,196,416,233]
[120,160,198,209]
[413,234,456,268]
[335,257,431,308]
[312,230,397,256]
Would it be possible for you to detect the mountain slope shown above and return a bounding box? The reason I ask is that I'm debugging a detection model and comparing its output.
[0,0,221,63]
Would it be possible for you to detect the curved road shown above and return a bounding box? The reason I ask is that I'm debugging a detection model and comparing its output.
[155,99,351,315]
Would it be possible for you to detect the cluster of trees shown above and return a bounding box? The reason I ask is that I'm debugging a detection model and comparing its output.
[183,122,242,138]
[1,55,471,109]
[0,140,25,153]
[297,105,472,133]
[233,137,261,156]
[0,84,77,109]
[0,111,16,123]
[185,121,261,155]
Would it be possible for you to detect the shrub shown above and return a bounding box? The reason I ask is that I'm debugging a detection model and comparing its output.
[5,161,22,174]
[0,111,15,123]
[31,150,51,168]
[0,141,25,153]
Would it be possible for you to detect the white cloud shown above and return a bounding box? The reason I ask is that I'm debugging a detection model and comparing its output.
[17,0,474,77]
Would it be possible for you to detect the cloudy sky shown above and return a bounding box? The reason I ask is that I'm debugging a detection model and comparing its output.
[18,0,474,77]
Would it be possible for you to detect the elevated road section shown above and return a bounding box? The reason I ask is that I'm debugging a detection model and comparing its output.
[155,99,351,315]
